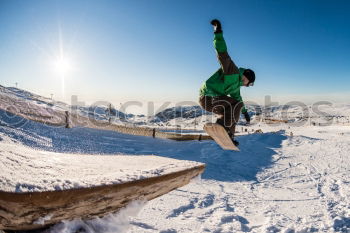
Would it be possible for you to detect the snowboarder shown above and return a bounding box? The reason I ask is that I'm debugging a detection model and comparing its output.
[199,19,255,146]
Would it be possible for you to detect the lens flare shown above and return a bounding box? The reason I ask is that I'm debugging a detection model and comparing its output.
[54,57,71,75]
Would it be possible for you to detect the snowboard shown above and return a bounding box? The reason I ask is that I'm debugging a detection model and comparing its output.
[204,123,239,151]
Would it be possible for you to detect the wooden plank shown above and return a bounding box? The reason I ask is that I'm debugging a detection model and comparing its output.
[0,165,205,231]
[0,104,212,141]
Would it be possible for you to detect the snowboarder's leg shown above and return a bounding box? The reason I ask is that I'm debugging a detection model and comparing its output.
[224,97,243,136]
[199,96,243,136]
[216,96,242,137]
[199,96,228,130]
[199,96,224,129]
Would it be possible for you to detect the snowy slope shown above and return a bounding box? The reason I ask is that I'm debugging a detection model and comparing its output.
[0,86,134,125]
[1,86,69,112]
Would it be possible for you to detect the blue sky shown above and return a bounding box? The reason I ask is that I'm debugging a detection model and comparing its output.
[0,0,350,109]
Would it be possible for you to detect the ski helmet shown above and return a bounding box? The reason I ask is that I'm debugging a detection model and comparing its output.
[243,69,255,86]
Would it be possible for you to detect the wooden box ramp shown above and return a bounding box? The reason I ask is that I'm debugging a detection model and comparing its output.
[0,164,205,231]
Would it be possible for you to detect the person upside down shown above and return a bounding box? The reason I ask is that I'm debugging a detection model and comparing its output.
[199,19,256,146]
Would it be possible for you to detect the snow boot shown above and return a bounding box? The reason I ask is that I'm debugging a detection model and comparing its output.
[227,131,239,147]
[232,139,239,147]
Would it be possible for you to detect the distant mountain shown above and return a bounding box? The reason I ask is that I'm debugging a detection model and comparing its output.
[3,85,349,127]
[151,106,212,123]
[71,105,134,120]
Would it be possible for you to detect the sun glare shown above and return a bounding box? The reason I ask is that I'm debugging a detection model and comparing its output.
[54,57,71,75]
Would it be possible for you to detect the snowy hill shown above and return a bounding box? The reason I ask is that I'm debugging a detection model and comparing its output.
[259,103,350,125]
[71,105,134,122]
[1,86,69,111]
[0,86,137,123]
[3,86,350,130]
[151,106,212,122]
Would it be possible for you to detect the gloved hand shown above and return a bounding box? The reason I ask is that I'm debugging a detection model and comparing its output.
[243,112,251,124]
[210,19,222,33]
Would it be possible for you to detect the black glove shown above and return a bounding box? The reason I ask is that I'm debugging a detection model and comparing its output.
[243,112,251,124]
[210,19,222,33]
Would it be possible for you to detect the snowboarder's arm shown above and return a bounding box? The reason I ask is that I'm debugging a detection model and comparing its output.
[229,91,247,114]
[211,21,239,75]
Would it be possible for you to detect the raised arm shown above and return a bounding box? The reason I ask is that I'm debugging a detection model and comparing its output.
[211,19,239,75]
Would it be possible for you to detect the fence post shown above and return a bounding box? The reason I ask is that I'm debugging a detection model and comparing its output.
[152,128,156,138]
[65,111,70,128]
[198,134,202,141]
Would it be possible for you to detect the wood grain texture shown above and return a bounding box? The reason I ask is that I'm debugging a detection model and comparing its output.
[204,123,239,151]
[0,165,205,231]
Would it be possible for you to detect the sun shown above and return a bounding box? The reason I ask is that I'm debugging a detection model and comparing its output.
[54,57,71,75]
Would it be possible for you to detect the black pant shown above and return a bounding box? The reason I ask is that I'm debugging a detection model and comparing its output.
[199,95,243,136]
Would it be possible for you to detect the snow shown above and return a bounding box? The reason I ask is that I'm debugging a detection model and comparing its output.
[3,112,350,232]
[0,137,203,193]
[1,86,350,232]
[46,201,146,233]
[126,126,350,233]
[34,214,54,226]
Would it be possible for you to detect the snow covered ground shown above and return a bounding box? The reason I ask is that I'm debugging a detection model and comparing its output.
[1,108,350,232]
[1,86,350,232]
[0,138,203,193]
[127,126,350,233]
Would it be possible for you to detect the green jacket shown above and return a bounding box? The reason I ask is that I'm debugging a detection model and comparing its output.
[199,32,247,113]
